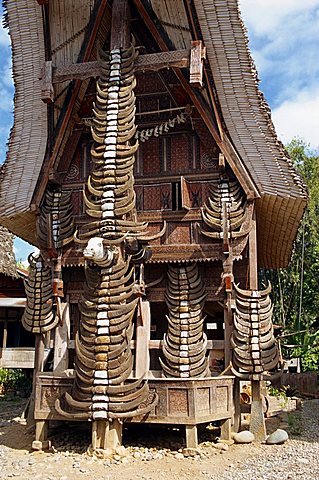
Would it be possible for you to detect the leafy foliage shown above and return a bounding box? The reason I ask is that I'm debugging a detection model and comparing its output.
[263,139,319,372]
[0,368,32,397]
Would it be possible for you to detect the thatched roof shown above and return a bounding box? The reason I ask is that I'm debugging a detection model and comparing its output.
[0,0,308,268]
[0,226,17,278]
[193,0,307,267]
[0,0,47,245]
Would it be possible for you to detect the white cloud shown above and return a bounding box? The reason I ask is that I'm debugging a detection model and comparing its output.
[240,0,319,149]
[272,88,319,150]
[0,89,13,111]
[0,23,10,47]
[240,0,319,35]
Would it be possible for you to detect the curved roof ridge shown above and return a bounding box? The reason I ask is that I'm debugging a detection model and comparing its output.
[194,0,307,199]
[0,0,47,217]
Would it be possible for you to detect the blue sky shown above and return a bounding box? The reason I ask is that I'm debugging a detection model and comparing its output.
[0,1,319,262]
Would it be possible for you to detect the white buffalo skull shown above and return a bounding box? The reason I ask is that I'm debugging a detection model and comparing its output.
[83,237,116,267]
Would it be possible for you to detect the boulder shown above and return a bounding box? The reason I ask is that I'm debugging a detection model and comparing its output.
[266,429,289,445]
[233,431,255,444]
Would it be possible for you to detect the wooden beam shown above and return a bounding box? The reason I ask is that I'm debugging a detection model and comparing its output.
[249,207,258,290]
[248,207,267,441]
[189,40,206,87]
[41,61,54,103]
[52,49,190,84]
[110,0,130,49]
[2,321,7,348]
[135,299,151,378]
[53,300,70,373]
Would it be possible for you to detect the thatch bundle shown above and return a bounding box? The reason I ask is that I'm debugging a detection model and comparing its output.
[0,226,17,278]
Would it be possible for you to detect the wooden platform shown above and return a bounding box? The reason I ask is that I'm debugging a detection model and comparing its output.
[34,373,234,449]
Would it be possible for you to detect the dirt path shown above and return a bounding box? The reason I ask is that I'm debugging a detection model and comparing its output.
[0,398,318,480]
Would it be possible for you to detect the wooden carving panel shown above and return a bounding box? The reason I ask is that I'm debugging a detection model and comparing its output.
[71,190,83,216]
[167,222,191,244]
[170,135,191,173]
[215,386,229,413]
[195,387,210,413]
[143,185,162,211]
[168,389,189,416]
[141,138,160,175]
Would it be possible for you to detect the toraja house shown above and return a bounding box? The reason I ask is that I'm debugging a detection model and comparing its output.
[0,226,34,369]
[0,0,307,452]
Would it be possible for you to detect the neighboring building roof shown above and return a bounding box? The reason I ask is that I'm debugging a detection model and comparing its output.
[0,0,308,268]
[0,225,17,278]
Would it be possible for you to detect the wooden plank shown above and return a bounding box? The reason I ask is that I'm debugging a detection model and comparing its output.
[53,301,70,373]
[249,206,258,289]
[110,0,130,50]
[2,320,7,348]
[135,299,151,377]
[40,61,54,104]
[34,334,45,375]
[52,49,190,83]
[189,40,206,87]
[181,176,191,210]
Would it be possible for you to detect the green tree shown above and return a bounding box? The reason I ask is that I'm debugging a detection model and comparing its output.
[264,139,319,372]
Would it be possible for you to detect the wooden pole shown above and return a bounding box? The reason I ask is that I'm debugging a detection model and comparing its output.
[248,207,267,441]
[110,0,130,50]
[53,300,70,373]
[27,333,45,427]
[91,0,131,451]
[2,320,8,348]
[135,299,151,378]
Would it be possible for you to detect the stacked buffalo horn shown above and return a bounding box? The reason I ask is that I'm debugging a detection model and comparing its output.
[74,43,148,244]
[57,44,157,421]
[231,283,281,380]
[201,178,248,240]
[160,264,209,378]
[37,189,75,250]
[22,253,57,334]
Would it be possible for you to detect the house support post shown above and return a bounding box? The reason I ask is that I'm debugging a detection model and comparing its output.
[248,208,266,441]
[53,300,70,373]
[135,299,150,378]
[90,0,131,452]
[31,333,51,450]
[91,419,122,452]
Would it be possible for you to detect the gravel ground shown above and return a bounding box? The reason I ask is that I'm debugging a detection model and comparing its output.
[0,397,318,480]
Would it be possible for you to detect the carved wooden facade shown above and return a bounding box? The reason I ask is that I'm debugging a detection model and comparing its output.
[0,0,307,452]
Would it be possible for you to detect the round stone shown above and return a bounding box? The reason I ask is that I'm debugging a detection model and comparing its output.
[174,453,184,459]
[115,445,126,457]
[266,429,289,445]
[233,431,255,444]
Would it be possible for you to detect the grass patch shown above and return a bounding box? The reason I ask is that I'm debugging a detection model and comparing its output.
[287,411,303,436]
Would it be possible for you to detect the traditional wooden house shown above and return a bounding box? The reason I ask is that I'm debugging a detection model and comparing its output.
[0,0,307,452]
[0,226,34,369]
